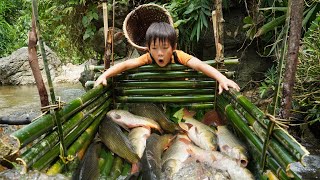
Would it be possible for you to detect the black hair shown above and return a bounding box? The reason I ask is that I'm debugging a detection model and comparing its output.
[145,22,177,49]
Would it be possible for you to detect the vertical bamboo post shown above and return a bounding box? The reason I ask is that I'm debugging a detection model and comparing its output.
[212,0,225,111]
[102,0,111,69]
[261,0,292,172]
[31,0,67,162]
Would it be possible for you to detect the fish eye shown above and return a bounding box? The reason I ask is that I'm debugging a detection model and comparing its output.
[113,113,121,119]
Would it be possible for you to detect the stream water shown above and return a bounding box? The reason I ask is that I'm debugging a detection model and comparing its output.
[0,83,86,118]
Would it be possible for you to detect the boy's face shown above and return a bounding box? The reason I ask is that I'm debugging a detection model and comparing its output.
[148,38,174,67]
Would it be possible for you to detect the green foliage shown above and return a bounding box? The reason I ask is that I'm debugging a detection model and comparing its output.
[165,0,212,52]
[0,0,30,57]
[258,65,277,99]
[295,13,320,123]
[242,0,320,57]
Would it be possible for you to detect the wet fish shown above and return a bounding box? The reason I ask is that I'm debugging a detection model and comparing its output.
[107,109,162,132]
[128,126,151,158]
[179,117,217,151]
[99,116,140,164]
[188,144,254,180]
[72,140,101,180]
[161,134,192,178]
[128,103,181,133]
[163,157,230,180]
[141,133,175,180]
[216,126,249,167]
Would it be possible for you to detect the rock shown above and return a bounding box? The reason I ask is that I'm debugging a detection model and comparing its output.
[53,63,84,84]
[0,45,61,85]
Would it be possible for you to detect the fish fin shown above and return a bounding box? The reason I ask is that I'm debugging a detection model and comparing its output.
[182,108,196,119]
[178,137,191,144]
[131,163,140,174]
[178,122,189,132]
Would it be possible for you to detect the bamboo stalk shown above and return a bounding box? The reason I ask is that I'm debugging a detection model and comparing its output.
[224,89,309,163]
[19,94,110,169]
[45,102,111,175]
[100,150,115,177]
[88,58,239,72]
[115,80,215,88]
[27,101,109,171]
[116,70,232,80]
[116,89,214,96]
[117,95,214,103]
[121,162,131,176]
[110,156,123,179]
[216,96,293,179]
[6,85,108,154]
[217,95,299,178]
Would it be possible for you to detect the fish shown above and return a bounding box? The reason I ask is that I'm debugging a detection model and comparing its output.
[163,157,230,180]
[216,126,249,167]
[161,134,192,178]
[107,109,162,132]
[179,116,217,151]
[72,140,101,180]
[128,103,181,133]
[187,144,254,180]
[141,133,175,180]
[128,126,151,158]
[98,116,140,164]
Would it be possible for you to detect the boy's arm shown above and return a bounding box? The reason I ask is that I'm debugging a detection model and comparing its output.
[94,58,145,86]
[186,57,240,94]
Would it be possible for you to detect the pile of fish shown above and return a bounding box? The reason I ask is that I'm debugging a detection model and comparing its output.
[77,103,255,180]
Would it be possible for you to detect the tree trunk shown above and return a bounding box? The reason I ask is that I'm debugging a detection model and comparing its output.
[280,0,304,119]
[28,15,49,109]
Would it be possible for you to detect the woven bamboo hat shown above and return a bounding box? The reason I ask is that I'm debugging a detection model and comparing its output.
[123,4,174,51]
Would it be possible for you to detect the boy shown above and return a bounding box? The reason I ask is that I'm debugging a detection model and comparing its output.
[95,22,240,94]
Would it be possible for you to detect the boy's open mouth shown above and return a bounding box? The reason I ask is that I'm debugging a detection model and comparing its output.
[159,59,164,63]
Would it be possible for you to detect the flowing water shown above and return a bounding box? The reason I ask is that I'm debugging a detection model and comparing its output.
[0,83,85,118]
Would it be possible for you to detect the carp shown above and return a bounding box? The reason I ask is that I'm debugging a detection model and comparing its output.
[216,126,249,167]
[141,134,174,180]
[128,126,151,158]
[99,116,140,164]
[107,109,162,132]
[128,103,181,133]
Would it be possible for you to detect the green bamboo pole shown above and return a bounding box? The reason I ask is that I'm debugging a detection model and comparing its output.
[29,102,109,171]
[32,0,68,161]
[100,150,115,177]
[217,95,299,178]
[167,103,214,110]
[88,58,239,72]
[46,119,104,175]
[117,88,214,96]
[121,162,131,176]
[225,90,309,162]
[115,80,215,88]
[6,85,108,153]
[110,156,123,180]
[216,96,293,179]
[18,95,110,169]
[117,95,214,103]
[116,70,232,80]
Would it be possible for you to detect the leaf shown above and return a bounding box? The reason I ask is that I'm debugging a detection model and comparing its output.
[82,16,89,27]
[243,16,253,24]
[173,108,184,123]
[92,12,99,20]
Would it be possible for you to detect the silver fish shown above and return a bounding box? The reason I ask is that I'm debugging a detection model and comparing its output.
[107,109,162,132]
[128,126,151,158]
[216,126,249,167]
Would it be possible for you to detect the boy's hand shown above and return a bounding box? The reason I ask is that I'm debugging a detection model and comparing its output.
[94,76,107,87]
[218,78,240,94]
